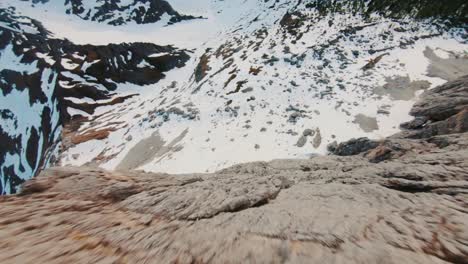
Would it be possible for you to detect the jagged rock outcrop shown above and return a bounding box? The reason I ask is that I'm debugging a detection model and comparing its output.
[400,75,468,139]
[1,77,467,263]
[331,75,468,164]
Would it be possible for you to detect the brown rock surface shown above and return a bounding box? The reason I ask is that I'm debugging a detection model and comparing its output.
[70,128,116,145]
[1,77,468,263]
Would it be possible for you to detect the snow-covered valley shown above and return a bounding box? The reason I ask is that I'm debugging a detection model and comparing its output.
[1,0,467,194]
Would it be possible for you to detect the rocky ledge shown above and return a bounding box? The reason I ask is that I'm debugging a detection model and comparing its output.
[1,76,467,263]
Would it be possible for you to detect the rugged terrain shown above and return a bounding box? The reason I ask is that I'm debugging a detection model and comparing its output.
[1,1,467,262]
[1,0,467,194]
[1,75,467,263]
[0,6,190,194]
[23,0,201,26]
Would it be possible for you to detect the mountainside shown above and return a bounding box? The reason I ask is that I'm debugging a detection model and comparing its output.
[1,75,467,263]
[0,7,189,194]
[303,0,468,22]
[23,0,201,26]
[0,0,467,194]
[1,1,468,262]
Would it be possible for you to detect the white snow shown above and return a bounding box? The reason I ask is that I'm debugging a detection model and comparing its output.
[148,52,169,58]
[61,58,79,70]
[67,107,90,117]
[81,59,100,72]
[0,44,38,74]
[36,52,56,66]
[137,60,153,68]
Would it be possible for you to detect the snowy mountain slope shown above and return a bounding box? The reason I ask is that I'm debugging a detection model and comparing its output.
[0,7,190,194]
[20,0,201,26]
[1,0,467,193]
[0,8,61,194]
[53,1,468,173]
[2,0,272,48]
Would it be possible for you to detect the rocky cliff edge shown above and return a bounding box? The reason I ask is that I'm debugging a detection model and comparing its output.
[0,76,467,263]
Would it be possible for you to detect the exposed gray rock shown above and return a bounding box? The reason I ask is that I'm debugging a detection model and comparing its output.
[296,135,308,147]
[394,75,468,139]
[377,109,390,115]
[400,116,428,130]
[329,137,379,156]
[296,129,316,147]
[303,129,315,137]
[410,75,468,122]
[241,87,254,93]
[312,128,322,148]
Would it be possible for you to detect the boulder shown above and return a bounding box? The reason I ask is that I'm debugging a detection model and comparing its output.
[328,137,379,156]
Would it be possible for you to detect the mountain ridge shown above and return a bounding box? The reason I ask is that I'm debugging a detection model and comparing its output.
[21,0,202,26]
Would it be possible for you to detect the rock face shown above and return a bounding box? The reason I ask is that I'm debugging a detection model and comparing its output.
[1,77,468,263]
[331,75,468,161]
[402,75,468,138]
